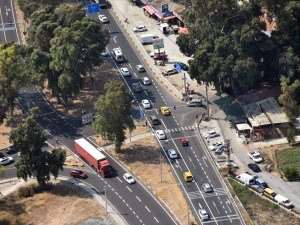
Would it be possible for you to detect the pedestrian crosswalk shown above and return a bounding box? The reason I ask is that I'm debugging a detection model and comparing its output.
[187,189,228,199]
[164,125,196,133]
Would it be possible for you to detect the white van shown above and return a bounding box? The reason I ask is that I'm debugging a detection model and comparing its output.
[141,33,159,45]
[274,194,293,208]
[236,173,256,186]
[111,47,124,62]
[187,99,202,107]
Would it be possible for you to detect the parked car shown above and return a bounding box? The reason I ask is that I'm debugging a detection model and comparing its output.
[167,149,178,159]
[123,173,136,184]
[141,77,151,85]
[149,116,160,125]
[202,183,213,193]
[0,157,14,166]
[248,151,263,163]
[98,14,108,23]
[203,130,219,139]
[136,64,146,72]
[248,163,261,172]
[174,62,189,71]
[162,68,178,76]
[155,130,166,140]
[208,142,224,151]
[5,146,16,154]
[150,50,166,57]
[142,99,151,109]
[132,83,142,93]
[179,137,189,146]
[198,209,209,221]
[70,170,88,179]
[160,106,171,116]
[224,160,239,169]
[101,49,110,57]
[132,25,147,32]
[120,67,131,77]
[153,53,168,61]
[0,152,5,158]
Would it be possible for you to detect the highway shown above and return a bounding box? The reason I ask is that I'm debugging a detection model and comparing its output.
[0,0,20,44]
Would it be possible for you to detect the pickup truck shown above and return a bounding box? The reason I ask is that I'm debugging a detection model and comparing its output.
[248,151,263,163]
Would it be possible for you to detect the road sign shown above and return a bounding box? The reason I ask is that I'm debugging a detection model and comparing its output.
[175,63,182,73]
[82,113,93,124]
[139,109,145,120]
[153,38,164,49]
[87,3,100,14]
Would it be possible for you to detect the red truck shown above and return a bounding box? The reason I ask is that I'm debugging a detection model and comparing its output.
[74,138,112,177]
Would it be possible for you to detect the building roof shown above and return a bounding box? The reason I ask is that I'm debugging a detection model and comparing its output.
[236,123,252,131]
[143,5,155,15]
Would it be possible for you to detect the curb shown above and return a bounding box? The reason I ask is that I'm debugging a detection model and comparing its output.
[0,178,20,185]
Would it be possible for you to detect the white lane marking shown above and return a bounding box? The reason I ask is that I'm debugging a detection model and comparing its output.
[113,38,117,43]
[128,64,132,68]
[0,7,7,42]
[126,186,132,192]
[225,199,232,213]
[136,196,141,202]
[144,90,148,96]
[145,206,151,213]
[188,156,196,169]
[202,156,208,167]
[129,207,132,211]
[212,201,221,214]
[117,177,123,182]
[133,72,137,78]
[113,36,117,43]
[154,217,159,223]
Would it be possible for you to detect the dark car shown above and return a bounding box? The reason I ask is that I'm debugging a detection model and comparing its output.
[149,116,160,125]
[153,53,168,61]
[248,163,261,172]
[0,152,5,158]
[132,83,143,93]
[70,170,88,179]
[174,62,189,71]
[5,146,16,155]
[179,137,189,146]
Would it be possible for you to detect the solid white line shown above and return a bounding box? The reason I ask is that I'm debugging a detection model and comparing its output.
[0,7,7,42]
[136,196,141,202]
[128,64,132,68]
[10,0,20,44]
[145,206,151,212]
[154,217,159,223]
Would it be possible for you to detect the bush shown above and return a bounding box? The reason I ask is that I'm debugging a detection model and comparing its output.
[282,166,299,179]
[18,185,35,198]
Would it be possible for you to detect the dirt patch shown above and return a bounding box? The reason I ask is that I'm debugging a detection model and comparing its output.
[96,135,196,224]
[64,146,84,167]
[0,180,114,225]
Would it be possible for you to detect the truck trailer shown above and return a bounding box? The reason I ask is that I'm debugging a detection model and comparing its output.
[74,138,112,177]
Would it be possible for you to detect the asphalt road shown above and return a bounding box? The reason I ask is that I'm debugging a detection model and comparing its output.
[0,0,20,44]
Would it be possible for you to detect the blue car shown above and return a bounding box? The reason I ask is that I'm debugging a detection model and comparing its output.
[248,163,261,172]
[5,146,16,155]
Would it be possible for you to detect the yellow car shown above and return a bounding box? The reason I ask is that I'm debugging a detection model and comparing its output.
[183,172,193,182]
[160,106,171,116]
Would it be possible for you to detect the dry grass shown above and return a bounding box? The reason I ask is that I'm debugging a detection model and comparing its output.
[101,135,196,225]
[0,180,112,225]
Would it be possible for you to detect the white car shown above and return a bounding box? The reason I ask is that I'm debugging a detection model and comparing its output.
[167,149,177,159]
[198,209,209,221]
[120,68,131,77]
[101,49,109,57]
[142,77,151,85]
[123,173,135,184]
[203,130,219,139]
[150,50,166,57]
[142,99,151,109]
[248,151,264,163]
[136,65,145,72]
[208,141,224,151]
[0,157,14,166]
[155,130,166,140]
[132,25,147,32]
[98,14,108,23]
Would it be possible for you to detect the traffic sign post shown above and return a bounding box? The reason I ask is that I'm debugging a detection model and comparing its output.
[139,109,145,120]
[87,3,100,14]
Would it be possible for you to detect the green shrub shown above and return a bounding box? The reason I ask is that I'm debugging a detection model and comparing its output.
[18,185,35,198]
[282,166,299,179]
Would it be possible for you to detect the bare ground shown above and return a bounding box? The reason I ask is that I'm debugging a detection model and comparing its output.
[0,180,113,225]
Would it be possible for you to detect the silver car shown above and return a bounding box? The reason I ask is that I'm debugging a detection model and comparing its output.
[202,183,213,193]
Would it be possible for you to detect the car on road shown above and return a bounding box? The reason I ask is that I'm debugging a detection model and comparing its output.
[70,170,88,179]
[136,65,146,72]
[208,141,224,151]
[248,163,261,172]
[141,77,151,85]
[160,106,170,116]
[202,183,213,193]
[0,157,14,166]
[167,149,178,159]
[142,99,151,109]
[183,172,193,182]
[5,146,16,154]
[153,53,168,61]
[198,209,209,221]
[203,130,219,139]
[123,173,136,184]
[179,137,189,146]
[155,130,166,140]
[98,14,109,23]
[132,83,142,93]
[174,62,189,71]
[101,49,109,57]
[132,25,147,32]
[120,68,130,77]
[248,151,263,163]
[149,116,160,125]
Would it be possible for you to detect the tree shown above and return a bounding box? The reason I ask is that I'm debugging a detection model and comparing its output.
[93,81,135,152]
[282,166,299,179]
[10,107,66,187]
[286,124,296,146]
[0,43,27,122]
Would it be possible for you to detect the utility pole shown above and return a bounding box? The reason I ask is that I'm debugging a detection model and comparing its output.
[205,84,209,119]
[104,186,107,214]
[225,139,231,162]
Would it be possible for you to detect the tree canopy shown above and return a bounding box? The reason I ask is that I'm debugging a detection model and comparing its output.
[10,107,66,187]
[93,81,135,153]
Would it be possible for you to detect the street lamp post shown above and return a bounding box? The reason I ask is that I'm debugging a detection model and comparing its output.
[104,186,107,214]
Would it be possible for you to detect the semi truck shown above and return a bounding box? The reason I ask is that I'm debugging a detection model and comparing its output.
[74,138,112,177]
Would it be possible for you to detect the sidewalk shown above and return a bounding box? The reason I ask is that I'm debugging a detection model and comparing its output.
[107,0,300,209]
